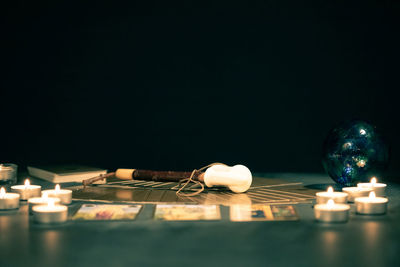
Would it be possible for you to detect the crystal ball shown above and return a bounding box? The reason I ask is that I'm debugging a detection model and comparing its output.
[322,120,389,186]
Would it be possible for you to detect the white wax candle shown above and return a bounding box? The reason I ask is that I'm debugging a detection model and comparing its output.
[355,191,388,215]
[42,184,72,204]
[357,177,386,197]
[314,199,350,223]
[0,164,18,185]
[342,187,372,202]
[0,187,20,210]
[316,186,348,204]
[28,193,61,213]
[11,179,41,200]
[32,200,68,224]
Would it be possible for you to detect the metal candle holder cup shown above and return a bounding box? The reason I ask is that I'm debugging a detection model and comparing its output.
[0,164,18,188]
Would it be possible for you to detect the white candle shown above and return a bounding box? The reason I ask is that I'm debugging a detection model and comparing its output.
[342,187,372,202]
[355,191,388,215]
[314,199,350,223]
[357,177,386,197]
[11,179,41,200]
[42,184,72,204]
[0,187,20,210]
[316,186,348,204]
[32,199,68,224]
[0,163,18,185]
[28,193,61,213]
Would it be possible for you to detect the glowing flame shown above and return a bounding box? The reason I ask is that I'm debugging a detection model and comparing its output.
[42,192,48,200]
[0,187,5,198]
[327,199,335,209]
[369,191,376,199]
[24,179,30,187]
[55,184,61,192]
[48,199,55,208]
[371,177,377,184]
[327,186,334,194]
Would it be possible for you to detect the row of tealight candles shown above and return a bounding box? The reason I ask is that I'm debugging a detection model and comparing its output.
[314,177,388,223]
[0,179,72,224]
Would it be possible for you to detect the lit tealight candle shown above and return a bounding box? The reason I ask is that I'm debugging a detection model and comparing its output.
[32,199,68,224]
[42,184,72,204]
[342,187,372,202]
[316,186,348,204]
[0,187,20,210]
[314,199,350,223]
[355,191,388,215]
[357,177,386,197]
[11,179,41,200]
[28,193,61,213]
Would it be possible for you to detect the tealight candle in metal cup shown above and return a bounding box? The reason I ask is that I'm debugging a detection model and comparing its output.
[314,199,350,223]
[357,177,386,197]
[342,187,372,202]
[0,163,18,187]
[0,187,20,210]
[316,186,348,204]
[355,191,388,215]
[11,179,41,200]
[28,193,61,213]
[32,199,68,224]
[42,184,72,205]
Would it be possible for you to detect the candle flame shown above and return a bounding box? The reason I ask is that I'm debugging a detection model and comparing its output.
[371,177,377,184]
[55,184,60,192]
[327,199,335,209]
[327,186,334,194]
[48,198,55,208]
[42,192,48,200]
[24,179,30,187]
[369,191,376,199]
[0,187,5,198]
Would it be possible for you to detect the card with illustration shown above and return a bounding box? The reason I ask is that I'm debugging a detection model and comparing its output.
[72,204,143,220]
[270,205,298,220]
[230,204,298,221]
[154,204,221,221]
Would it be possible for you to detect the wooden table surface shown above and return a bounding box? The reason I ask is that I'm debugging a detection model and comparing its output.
[1,173,399,267]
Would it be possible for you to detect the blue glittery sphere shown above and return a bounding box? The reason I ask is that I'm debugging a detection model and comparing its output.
[322,120,389,186]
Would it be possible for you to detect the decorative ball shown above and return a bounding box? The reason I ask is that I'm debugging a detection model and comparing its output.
[322,120,389,186]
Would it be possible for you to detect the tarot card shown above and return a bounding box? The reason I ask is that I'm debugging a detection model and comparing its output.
[154,204,221,221]
[72,204,142,220]
[270,205,298,220]
[230,204,298,221]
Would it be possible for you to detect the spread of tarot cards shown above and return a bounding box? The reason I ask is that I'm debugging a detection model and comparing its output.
[71,204,298,222]
[69,177,317,205]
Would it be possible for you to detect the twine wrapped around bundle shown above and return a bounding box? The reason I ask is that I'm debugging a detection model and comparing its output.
[175,163,227,197]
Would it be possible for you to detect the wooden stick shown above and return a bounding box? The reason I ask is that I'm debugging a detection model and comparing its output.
[82,169,205,187]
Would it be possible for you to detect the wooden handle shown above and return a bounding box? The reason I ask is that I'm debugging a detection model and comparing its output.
[116,169,204,182]
[133,169,195,182]
[83,169,205,187]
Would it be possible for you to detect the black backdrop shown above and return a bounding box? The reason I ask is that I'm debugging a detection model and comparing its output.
[2,1,399,176]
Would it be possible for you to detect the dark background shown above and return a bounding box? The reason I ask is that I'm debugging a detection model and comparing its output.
[1,1,399,176]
